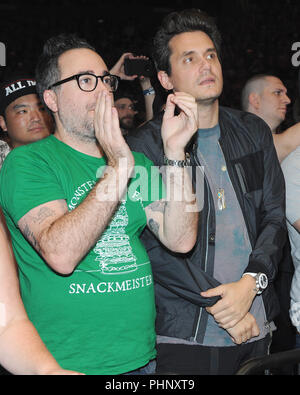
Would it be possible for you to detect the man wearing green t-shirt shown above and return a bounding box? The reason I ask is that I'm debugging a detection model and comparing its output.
[0,34,199,375]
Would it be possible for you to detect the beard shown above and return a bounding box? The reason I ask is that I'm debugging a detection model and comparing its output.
[119,116,135,131]
[58,105,96,143]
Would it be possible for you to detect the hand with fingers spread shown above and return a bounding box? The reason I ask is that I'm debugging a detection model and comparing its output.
[94,90,134,170]
[162,92,198,160]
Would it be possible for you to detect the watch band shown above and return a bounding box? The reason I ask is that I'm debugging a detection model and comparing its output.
[243,272,268,295]
[163,155,191,168]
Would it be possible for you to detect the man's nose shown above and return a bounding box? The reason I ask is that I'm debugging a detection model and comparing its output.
[199,57,211,72]
[96,77,111,94]
[30,110,42,122]
[93,83,112,105]
[283,94,291,105]
[127,107,136,115]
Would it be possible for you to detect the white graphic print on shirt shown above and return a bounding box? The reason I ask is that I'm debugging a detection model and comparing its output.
[94,201,138,275]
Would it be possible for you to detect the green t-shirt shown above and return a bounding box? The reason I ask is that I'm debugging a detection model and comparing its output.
[0,135,164,375]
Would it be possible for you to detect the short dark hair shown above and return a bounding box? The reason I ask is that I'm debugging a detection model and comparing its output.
[114,85,136,104]
[35,33,95,109]
[241,74,276,111]
[152,8,222,75]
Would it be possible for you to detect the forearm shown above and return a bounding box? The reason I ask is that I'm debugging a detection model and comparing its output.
[140,78,155,122]
[0,318,62,375]
[149,91,200,252]
[162,165,198,252]
[274,123,300,163]
[144,95,155,122]
[37,164,132,274]
[0,222,79,375]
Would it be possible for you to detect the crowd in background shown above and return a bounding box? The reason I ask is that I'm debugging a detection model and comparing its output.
[0,0,300,128]
[0,1,300,375]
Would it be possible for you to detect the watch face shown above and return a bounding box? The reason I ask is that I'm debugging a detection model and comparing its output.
[258,273,268,289]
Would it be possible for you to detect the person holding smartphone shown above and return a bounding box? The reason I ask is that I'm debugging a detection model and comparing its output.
[110,53,156,133]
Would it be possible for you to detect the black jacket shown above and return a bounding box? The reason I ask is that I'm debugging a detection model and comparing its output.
[126,106,287,343]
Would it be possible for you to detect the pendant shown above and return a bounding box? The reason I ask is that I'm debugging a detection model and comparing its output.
[217,188,226,211]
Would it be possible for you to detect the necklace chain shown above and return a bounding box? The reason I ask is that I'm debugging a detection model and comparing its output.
[197,142,227,211]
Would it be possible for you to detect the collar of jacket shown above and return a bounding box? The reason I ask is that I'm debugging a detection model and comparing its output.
[186,106,237,155]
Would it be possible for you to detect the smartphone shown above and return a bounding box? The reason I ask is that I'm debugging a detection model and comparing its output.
[124,58,155,78]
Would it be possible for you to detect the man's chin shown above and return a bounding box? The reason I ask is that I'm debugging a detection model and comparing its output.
[120,121,134,130]
[71,124,97,142]
[28,131,50,143]
[196,95,219,106]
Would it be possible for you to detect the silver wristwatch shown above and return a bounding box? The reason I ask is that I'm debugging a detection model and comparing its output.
[255,273,268,295]
[244,272,268,295]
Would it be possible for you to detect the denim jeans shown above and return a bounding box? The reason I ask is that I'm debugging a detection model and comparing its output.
[123,360,156,375]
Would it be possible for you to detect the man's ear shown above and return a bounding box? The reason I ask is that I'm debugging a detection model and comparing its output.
[157,71,174,91]
[43,90,58,113]
[0,115,7,132]
[248,92,260,110]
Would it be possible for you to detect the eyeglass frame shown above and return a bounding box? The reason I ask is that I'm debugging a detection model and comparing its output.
[47,72,119,92]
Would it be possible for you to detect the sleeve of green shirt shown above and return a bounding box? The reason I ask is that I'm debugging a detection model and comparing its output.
[0,148,66,226]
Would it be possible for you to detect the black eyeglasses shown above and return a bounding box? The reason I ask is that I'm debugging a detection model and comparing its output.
[48,73,119,92]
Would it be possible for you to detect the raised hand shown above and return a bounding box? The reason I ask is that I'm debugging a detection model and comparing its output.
[109,52,137,81]
[94,90,134,170]
[110,53,150,81]
[162,92,198,160]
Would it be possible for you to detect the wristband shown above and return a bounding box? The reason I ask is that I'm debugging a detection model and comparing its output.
[143,87,155,96]
[163,155,191,168]
[243,273,257,278]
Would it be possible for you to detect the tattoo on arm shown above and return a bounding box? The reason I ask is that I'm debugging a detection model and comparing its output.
[32,207,56,225]
[147,200,166,213]
[18,200,68,260]
[148,218,160,238]
[19,206,59,254]
[23,224,42,254]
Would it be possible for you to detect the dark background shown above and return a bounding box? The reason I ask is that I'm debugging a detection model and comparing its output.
[1,0,300,126]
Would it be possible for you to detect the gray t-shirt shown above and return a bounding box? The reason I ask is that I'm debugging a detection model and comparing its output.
[197,125,269,346]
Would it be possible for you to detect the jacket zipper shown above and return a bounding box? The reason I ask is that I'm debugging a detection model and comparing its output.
[190,146,212,342]
[218,138,254,248]
[193,191,211,342]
